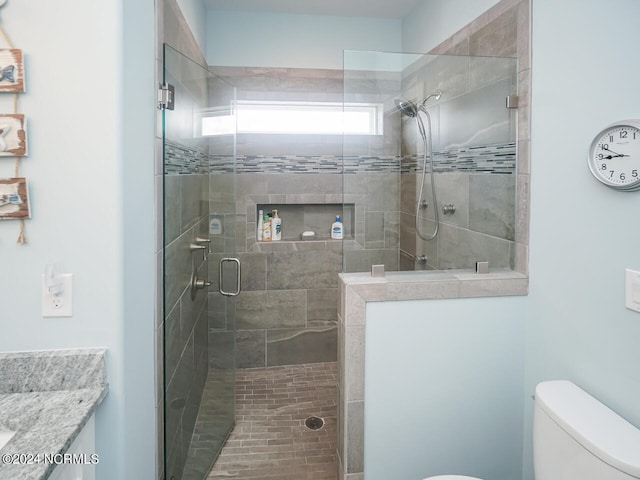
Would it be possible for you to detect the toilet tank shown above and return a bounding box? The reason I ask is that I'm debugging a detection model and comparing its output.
[534,380,640,480]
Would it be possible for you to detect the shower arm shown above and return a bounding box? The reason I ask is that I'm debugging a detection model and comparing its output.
[419,90,442,110]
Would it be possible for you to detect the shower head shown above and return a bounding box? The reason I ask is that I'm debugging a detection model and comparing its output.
[395,97,425,140]
[394,98,418,118]
[395,90,443,117]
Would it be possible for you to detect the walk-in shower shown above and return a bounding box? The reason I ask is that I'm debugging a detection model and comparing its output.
[161,46,519,480]
[394,90,442,242]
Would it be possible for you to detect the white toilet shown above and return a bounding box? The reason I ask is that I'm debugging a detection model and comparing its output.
[423,380,640,480]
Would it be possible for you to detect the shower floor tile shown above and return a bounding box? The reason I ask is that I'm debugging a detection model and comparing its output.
[207,361,338,480]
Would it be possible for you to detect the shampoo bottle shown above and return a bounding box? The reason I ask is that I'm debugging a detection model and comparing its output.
[257,209,264,241]
[331,215,343,240]
[271,209,282,241]
[262,214,272,241]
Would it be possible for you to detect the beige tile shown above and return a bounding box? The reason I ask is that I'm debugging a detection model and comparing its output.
[208,362,338,480]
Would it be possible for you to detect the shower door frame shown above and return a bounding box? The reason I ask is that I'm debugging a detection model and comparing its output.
[161,43,238,480]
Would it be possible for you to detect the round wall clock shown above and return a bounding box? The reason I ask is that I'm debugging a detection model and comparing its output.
[588,120,640,191]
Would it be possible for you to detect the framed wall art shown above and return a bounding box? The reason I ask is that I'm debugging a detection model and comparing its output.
[0,177,30,219]
[0,113,26,156]
[0,49,24,93]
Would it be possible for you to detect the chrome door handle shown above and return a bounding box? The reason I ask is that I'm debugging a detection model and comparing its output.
[219,257,241,297]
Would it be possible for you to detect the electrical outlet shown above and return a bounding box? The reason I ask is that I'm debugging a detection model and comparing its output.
[42,273,73,317]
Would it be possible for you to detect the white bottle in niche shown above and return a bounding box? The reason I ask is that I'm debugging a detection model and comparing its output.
[331,215,343,240]
[257,209,264,241]
[271,209,282,241]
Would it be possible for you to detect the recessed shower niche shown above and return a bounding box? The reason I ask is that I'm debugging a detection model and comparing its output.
[256,203,354,241]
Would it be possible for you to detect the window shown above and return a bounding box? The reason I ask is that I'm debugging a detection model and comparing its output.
[202,101,383,136]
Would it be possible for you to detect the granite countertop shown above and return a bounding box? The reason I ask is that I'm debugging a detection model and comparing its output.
[0,349,108,480]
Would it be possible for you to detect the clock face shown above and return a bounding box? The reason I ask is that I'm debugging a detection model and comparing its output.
[588,121,640,191]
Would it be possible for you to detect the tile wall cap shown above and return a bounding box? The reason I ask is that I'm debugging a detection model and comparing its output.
[340,269,528,302]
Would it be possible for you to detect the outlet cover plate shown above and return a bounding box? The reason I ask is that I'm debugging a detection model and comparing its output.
[42,273,73,317]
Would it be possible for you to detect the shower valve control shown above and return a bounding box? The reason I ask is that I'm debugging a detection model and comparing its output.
[442,204,456,215]
[194,278,212,289]
[190,271,212,300]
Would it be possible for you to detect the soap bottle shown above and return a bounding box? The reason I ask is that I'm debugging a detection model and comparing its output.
[210,214,223,235]
[257,209,264,241]
[262,214,272,241]
[331,215,343,240]
[271,209,282,241]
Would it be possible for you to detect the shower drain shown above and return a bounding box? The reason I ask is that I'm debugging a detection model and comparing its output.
[304,416,325,430]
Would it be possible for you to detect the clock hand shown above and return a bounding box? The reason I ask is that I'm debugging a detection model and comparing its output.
[601,147,628,159]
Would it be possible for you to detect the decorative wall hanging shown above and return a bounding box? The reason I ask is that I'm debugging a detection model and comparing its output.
[0,2,28,242]
[0,113,26,156]
[0,177,29,219]
[0,49,24,92]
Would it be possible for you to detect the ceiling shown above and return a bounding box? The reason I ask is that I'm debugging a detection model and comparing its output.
[203,0,423,19]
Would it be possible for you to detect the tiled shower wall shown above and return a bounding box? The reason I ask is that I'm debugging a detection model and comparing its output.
[210,67,347,368]
[429,0,531,277]
[209,66,421,368]
[209,52,519,367]
[342,57,517,273]
[398,54,518,271]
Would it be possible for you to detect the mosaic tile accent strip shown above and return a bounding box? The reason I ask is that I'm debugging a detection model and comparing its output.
[165,141,515,175]
[164,140,208,175]
[402,142,516,174]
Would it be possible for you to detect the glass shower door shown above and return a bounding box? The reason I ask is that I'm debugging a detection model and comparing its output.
[162,44,237,480]
[343,50,518,273]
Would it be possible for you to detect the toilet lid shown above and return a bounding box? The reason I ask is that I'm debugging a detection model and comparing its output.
[423,476,483,480]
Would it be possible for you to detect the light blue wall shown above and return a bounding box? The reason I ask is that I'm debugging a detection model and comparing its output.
[365,297,526,480]
[205,11,402,69]
[0,1,156,479]
[121,1,157,479]
[523,0,640,477]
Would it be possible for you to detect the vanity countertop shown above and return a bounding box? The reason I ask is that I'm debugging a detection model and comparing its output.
[0,349,108,480]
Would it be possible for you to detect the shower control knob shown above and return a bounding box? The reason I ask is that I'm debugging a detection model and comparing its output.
[190,272,212,300]
[194,278,212,289]
[442,204,456,215]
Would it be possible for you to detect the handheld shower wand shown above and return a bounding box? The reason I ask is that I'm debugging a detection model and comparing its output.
[395,90,442,242]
